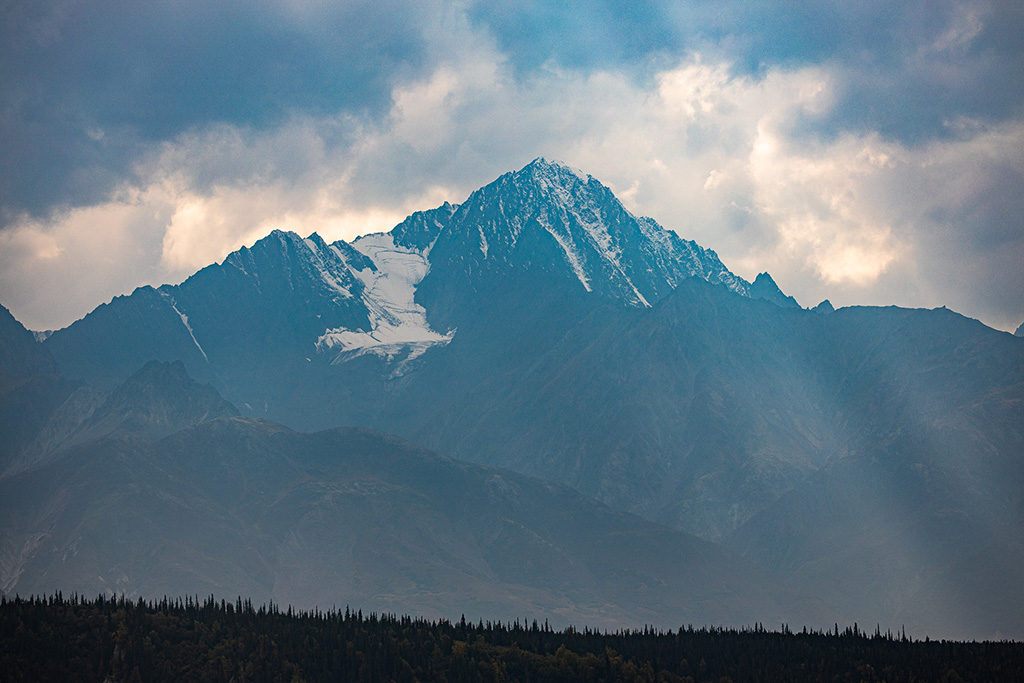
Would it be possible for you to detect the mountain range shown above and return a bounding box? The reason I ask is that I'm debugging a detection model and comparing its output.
[2,158,1022,640]
[0,356,832,631]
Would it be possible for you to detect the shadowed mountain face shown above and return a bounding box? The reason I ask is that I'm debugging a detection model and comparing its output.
[80,360,239,439]
[4,159,1022,639]
[0,329,833,631]
[0,415,833,631]
[42,359,239,456]
[724,307,1024,640]
[2,359,239,478]
[0,305,57,379]
[0,304,79,474]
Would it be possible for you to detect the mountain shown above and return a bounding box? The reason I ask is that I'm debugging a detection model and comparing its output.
[1015,321,1024,337]
[2,359,240,476]
[0,304,79,474]
[725,306,1024,640]
[17,159,1024,639]
[42,231,376,397]
[400,158,752,329]
[749,272,801,308]
[82,360,238,437]
[44,159,772,390]
[0,317,833,630]
[0,304,57,379]
[0,379,831,630]
[369,280,1024,552]
[42,159,800,488]
[811,299,835,313]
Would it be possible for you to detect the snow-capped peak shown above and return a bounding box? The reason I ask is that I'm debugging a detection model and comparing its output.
[418,158,757,309]
[524,157,592,184]
[198,161,797,376]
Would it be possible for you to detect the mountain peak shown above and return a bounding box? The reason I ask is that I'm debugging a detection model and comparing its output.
[510,159,605,207]
[750,272,801,309]
[520,157,592,183]
[388,201,459,255]
[812,299,835,314]
[82,359,238,439]
[261,228,304,250]
[21,359,241,464]
[0,302,57,378]
[414,159,759,314]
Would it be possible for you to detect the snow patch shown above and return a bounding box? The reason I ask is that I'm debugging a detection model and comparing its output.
[531,164,650,306]
[572,203,650,307]
[478,224,489,258]
[559,162,591,183]
[158,291,208,362]
[537,213,592,292]
[531,157,589,183]
[317,234,453,370]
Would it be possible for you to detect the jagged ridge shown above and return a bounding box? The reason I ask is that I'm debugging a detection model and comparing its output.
[43,159,798,384]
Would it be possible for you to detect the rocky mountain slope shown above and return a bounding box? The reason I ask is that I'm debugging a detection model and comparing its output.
[0,354,831,631]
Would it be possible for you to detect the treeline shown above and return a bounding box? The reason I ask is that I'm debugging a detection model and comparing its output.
[2,593,1022,682]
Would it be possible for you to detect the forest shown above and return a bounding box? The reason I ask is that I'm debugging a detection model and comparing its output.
[2,593,1022,682]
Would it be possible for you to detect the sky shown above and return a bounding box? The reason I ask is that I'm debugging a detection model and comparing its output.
[1,0,1022,333]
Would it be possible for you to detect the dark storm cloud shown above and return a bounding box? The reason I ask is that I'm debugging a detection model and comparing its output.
[0,0,430,217]
[466,1,684,72]
[5,0,1022,219]
[820,3,1024,143]
[472,0,1024,141]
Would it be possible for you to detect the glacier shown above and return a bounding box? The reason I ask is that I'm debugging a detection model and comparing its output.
[316,233,454,366]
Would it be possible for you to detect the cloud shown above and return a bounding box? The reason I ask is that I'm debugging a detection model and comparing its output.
[0,0,436,216]
[0,185,173,332]
[747,128,906,286]
[893,121,1024,331]
[6,0,1021,219]
[1,1,1022,333]
[0,108,463,330]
